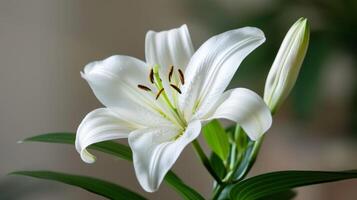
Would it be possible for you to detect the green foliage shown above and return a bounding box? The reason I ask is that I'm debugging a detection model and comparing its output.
[216,188,296,200]
[11,171,146,200]
[203,120,230,163]
[229,139,260,182]
[20,133,205,200]
[23,132,132,160]
[223,126,260,183]
[210,152,227,179]
[19,134,357,200]
[230,170,357,200]
[258,190,296,200]
[233,126,249,152]
[165,172,205,200]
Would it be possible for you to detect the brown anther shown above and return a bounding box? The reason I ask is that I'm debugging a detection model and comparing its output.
[149,68,154,84]
[168,65,174,82]
[178,69,185,85]
[138,84,151,92]
[170,84,182,94]
[156,88,165,99]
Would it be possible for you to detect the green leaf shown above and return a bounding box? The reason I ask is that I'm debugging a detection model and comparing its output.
[22,132,132,161]
[225,125,235,137]
[210,152,227,179]
[257,190,296,200]
[165,172,205,200]
[230,139,259,181]
[21,133,204,200]
[10,171,146,200]
[215,184,234,200]
[203,120,230,162]
[230,170,357,200]
[234,126,249,152]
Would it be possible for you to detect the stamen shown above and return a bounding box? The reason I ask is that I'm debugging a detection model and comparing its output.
[178,69,185,85]
[149,68,154,84]
[156,88,165,99]
[168,65,174,82]
[170,84,182,94]
[137,84,151,92]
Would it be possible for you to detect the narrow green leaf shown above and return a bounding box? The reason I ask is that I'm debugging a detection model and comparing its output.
[225,125,236,140]
[234,126,249,152]
[257,190,296,200]
[22,132,132,161]
[230,170,357,200]
[10,171,146,200]
[203,120,230,162]
[215,185,232,200]
[230,139,260,181]
[165,172,205,200]
[210,153,227,179]
[21,133,204,200]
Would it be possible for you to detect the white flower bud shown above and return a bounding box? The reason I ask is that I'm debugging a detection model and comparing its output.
[264,18,310,113]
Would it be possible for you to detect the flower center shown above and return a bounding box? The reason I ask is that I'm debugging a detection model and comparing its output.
[137,64,186,128]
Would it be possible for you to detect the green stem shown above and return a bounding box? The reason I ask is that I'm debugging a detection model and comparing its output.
[236,137,263,181]
[212,184,225,200]
[192,139,222,184]
[228,125,243,170]
[224,136,264,183]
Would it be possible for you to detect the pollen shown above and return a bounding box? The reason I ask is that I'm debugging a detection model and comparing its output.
[168,65,174,82]
[137,84,151,92]
[156,88,165,99]
[170,84,182,94]
[178,69,185,85]
[149,68,154,84]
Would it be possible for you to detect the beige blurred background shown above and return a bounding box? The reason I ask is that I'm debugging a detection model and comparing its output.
[0,0,356,199]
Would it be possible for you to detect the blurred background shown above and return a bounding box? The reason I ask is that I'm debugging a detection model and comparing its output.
[0,0,356,199]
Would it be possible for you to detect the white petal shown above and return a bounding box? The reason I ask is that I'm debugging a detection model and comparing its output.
[179,27,265,120]
[128,120,201,192]
[145,24,194,71]
[82,55,150,108]
[145,24,194,104]
[264,18,309,112]
[82,55,172,127]
[204,88,272,141]
[75,108,133,163]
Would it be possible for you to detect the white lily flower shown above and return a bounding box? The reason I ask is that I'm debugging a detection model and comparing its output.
[264,18,310,113]
[75,24,272,192]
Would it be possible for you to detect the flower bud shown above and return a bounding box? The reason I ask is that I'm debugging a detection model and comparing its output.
[264,18,310,113]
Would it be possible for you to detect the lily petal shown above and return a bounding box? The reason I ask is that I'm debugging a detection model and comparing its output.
[82,55,172,127]
[75,108,133,163]
[82,55,150,108]
[204,88,272,141]
[145,24,194,104]
[128,120,201,192]
[179,27,265,120]
[145,24,194,71]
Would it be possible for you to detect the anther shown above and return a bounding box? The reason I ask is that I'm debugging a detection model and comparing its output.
[149,68,154,84]
[156,88,165,99]
[170,84,182,94]
[178,69,185,85]
[138,84,151,92]
[168,65,174,82]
